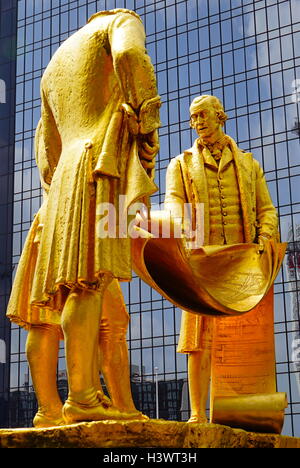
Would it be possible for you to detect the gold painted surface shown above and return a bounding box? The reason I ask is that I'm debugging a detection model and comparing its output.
[210,286,287,434]
[0,420,299,449]
[211,287,277,398]
[146,94,285,433]
[6,9,160,427]
[7,8,161,326]
[132,233,286,316]
[211,393,287,434]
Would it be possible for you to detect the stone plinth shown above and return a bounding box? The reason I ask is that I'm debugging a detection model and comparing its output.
[0,420,299,448]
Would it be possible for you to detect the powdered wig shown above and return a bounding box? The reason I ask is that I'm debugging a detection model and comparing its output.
[189,95,228,126]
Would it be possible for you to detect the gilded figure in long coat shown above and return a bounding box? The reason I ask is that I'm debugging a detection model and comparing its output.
[7,9,161,426]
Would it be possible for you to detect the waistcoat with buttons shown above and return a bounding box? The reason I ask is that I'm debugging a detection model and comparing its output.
[203,146,245,245]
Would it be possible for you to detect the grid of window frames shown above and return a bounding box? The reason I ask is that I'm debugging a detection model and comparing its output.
[8,0,300,436]
[0,0,17,429]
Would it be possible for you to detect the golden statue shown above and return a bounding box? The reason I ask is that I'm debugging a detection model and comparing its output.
[165,95,287,432]
[7,9,161,427]
[132,95,287,433]
[164,95,277,420]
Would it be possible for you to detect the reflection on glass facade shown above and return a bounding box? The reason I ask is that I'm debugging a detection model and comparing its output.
[0,0,17,428]
[2,0,300,437]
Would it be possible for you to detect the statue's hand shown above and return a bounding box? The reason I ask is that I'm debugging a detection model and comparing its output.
[138,130,159,172]
[138,130,159,158]
[257,233,271,251]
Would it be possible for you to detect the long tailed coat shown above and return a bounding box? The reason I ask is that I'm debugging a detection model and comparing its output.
[7,9,160,329]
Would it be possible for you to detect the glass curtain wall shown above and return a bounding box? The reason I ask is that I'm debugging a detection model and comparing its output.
[5,0,300,436]
[0,0,17,429]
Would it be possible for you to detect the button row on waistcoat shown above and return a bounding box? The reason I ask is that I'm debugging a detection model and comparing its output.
[85,140,93,149]
[216,177,228,230]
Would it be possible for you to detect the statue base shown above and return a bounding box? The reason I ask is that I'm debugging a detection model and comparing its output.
[0,419,299,448]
